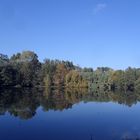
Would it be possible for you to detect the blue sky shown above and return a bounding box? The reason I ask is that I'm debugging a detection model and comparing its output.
[0,0,140,69]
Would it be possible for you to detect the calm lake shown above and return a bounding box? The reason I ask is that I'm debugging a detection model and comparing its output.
[0,88,140,140]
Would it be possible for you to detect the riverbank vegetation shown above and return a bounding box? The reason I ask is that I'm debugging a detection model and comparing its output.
[0,51,140,93]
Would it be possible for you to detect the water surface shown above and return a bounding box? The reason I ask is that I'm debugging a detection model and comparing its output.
[0,88,140,140]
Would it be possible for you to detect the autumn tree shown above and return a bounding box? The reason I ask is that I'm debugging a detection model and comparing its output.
[65,70,88,88]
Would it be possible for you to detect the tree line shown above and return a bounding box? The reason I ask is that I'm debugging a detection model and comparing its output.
[0,51,87,88]
[0,51,140,93]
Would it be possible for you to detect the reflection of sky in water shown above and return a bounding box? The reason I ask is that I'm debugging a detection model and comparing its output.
[0,102,140,140]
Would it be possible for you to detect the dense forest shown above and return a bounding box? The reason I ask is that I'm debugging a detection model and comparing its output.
[0,51,140,93]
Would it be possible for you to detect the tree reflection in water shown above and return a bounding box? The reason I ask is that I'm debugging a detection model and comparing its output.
[0,87,140,120]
